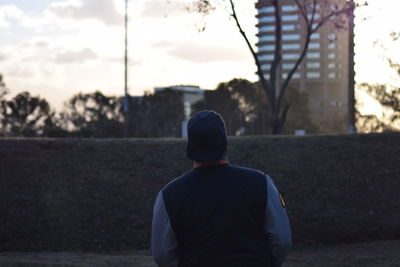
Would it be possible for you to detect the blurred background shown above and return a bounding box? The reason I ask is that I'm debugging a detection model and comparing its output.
[0,0,399,138]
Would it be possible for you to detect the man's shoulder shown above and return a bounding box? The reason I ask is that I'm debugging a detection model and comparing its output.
[162,170,196,193]
[229,165,268,179]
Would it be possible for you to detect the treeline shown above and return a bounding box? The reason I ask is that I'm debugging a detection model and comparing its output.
[0,77,317,138]
[0,90,184,138]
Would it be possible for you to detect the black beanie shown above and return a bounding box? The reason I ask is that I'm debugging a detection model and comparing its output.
[186,110,228,161]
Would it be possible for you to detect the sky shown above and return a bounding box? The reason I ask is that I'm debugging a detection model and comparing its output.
[0,0,399,112]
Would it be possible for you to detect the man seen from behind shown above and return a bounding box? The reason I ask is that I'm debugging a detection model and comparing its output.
[152,110,292,267]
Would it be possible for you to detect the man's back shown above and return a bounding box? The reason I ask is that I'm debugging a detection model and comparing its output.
[151,110,291,267]
[162,164,273,267]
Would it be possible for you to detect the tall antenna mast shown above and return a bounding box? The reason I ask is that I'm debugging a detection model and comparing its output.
[123,0,129,137]
[348,0,356,133]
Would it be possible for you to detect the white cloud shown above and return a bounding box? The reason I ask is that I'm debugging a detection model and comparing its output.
[54,47,98,64]
[48,0,122,25]
[0,50,9,61]
[141,0,187,18]
[0,5,24,28]
[153,41,249,63]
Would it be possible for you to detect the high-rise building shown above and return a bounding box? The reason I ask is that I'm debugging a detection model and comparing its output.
[256,0,350,133]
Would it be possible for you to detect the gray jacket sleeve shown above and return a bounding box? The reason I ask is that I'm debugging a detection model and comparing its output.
[265,176,292,267]
[151,191,179,267]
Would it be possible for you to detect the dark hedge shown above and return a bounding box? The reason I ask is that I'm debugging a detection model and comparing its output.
[0,133,399,252]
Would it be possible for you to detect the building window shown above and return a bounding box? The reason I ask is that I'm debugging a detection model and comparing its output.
[282,43,301,50]
[328,52,336,59]
[282,53,300,60]
[259,6,275,13]
[282,34,300,41]
[293,72,301,79]
[258,45,275,52]
[282,14,299,21]
[307,13,321,19]
[309,42,320,49]
[261,64,271,71]
[328,62,335,69]
[307,62,321,69]
[258,54,274,61]
[282,5,297,12]
[307,72,320,78]
[310,33,320,39]
[259,35,275,42]
[258,16,275,23]
[259,25,275,32]
[327,33,336,41]
[328,42,336,49]
[328,72,336,79]
[306,3,320,9]
[282,72,300,79]
[282,63,295,69]
[311,23,318,30]
[307,52,320,59]
[282,24,296,31]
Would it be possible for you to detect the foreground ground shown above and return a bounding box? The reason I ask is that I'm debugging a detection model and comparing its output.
[0,240,399,267]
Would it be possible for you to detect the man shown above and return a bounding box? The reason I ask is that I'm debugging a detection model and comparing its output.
[152,110,292,267]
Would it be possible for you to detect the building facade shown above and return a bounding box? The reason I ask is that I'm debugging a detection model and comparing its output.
[256,0,349,133]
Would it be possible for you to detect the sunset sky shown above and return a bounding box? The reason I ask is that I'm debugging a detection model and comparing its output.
[0,0,399,112]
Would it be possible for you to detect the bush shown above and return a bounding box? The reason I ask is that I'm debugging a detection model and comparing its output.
[0,133,399,251]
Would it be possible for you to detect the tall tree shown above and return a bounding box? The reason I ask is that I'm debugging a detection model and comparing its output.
[0,92,53,137]
[281,86,318,134]
[192,78,266,135]
[61,91,123,138]
[0,74,7,99]
[357,84,400,132]
[191,0,355,134]
[128,89,184,137]
[192,82,244,135]
[357,31,400,132]
[193,78,317,135]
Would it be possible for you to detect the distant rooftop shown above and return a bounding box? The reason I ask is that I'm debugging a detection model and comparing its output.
[154,85,204,94]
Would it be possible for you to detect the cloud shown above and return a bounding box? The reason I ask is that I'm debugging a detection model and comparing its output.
[48,0,121,25]
[151,40,176,48]
[0,5,24,28]
[105,56,142,67]
[0,51,9,62]
[141,0,187,18]
[21,39,49,49]
[8,65,35,78]
[156,41,249,63]
[54,47,97,64]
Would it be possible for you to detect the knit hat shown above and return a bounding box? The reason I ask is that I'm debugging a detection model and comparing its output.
[187,110,228,161]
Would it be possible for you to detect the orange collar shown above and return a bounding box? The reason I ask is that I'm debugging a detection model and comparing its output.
[193,159,229,168]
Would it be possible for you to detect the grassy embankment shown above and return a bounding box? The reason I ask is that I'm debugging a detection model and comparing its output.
[0,132,399,251]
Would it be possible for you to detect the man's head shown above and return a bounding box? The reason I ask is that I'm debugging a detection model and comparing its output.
[187,110,228,161]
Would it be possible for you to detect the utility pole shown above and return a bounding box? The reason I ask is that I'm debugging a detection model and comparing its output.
[123,0,130,137]
[348,0,356,133]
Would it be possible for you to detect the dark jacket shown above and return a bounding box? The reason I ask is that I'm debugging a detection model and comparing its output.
[152,164,292,267]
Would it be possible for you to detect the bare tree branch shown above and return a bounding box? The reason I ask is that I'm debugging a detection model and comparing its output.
[228,0,272,108]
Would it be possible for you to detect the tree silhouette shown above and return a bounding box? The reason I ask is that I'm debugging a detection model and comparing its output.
[193,78,317,135]
[357,31,400,132]
[192,81,245,135]
[0,92,53,137]
[61,91,123,138]
[128,89,184,137]
[0,74,7,99]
